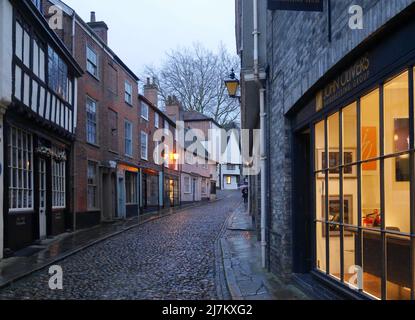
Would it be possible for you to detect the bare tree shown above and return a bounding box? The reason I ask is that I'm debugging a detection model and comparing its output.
[144,43,240,126]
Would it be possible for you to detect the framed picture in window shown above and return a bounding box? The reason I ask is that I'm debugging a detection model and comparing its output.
[317,149,357,178]
[322,195,354,237]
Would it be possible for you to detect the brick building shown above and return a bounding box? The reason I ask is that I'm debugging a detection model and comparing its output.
[0,0,82,257]
[42,0,144,228]
[139,79,180,212]
[237,0,415,300]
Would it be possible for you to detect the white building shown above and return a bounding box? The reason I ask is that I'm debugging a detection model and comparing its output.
[217,129,242,190]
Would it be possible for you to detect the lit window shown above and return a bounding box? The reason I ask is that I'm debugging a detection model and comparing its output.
[226,176,232,184]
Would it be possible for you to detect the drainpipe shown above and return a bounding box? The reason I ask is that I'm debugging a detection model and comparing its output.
[253,0,267,269]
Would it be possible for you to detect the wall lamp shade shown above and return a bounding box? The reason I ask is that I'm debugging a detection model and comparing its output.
[225,69,240,98]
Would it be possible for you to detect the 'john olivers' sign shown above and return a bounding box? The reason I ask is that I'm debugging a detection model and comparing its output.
[268,0,323,11]
[322,54,371,107]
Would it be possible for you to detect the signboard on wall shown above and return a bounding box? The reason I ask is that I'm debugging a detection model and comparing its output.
[268,0,324,11]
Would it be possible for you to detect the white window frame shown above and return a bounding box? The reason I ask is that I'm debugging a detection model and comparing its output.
[86,45,98,78]
[155,113,160,128]
[8,127,34,212]
[124,120,133,157]
[141,101,149,121]
[125,81,132,105]
[52,146,66,209]
[141,131,148,160]
[184,176,192,194]
[86,97,98,145]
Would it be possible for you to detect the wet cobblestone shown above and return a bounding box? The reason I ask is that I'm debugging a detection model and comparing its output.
[0,192,241,300]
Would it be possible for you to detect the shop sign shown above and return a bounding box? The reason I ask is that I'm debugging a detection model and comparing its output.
[321,54,371,107]
[268,0,323,11]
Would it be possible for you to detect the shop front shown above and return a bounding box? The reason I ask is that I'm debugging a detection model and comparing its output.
[142,168,160,213]
[290,14,415,300]
[117,164,139,219]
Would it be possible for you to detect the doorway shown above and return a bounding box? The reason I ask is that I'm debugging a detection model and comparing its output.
[38,158,47,240]
[292,128,313,273]
[117,177,126,218]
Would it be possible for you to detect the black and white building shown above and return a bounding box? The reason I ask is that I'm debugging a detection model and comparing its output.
[0,0,82,258]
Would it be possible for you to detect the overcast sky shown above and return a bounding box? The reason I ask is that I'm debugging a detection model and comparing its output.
[65,0,236,78]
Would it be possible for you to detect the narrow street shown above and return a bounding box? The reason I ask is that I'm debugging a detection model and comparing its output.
[0,192,241,300]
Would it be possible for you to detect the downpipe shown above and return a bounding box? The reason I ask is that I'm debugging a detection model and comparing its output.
[252,0,267,269]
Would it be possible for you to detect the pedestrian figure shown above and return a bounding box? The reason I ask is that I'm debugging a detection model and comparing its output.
[242,187,248,204]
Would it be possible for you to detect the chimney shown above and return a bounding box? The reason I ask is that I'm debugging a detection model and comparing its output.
[87,11,109,45]
[165,95,183,122]
[143,77,159,107]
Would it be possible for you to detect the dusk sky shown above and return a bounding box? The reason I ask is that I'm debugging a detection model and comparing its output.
[64,0,237,78]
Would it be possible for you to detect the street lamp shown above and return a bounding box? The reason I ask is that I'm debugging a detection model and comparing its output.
[224,69,241,100]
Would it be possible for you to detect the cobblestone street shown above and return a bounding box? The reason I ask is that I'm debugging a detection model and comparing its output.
[0,192,241,300]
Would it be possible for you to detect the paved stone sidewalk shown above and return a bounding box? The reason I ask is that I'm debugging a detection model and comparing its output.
[220,203,312,300]
[0,201,214,290]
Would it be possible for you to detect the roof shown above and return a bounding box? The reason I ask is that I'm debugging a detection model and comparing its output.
[183,111,222,128]
[139,95,176,127]
[49,0,139,82]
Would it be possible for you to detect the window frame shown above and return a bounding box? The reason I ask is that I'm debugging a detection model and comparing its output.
[141,131,148,160]
[141,101,149,121]
[125,81,133,105]
[86,45,99,78]
[124,120,133,157]
[184,176,192,194]
[87,161,99,211]
[312,68,415,301]
[86,96,98,145]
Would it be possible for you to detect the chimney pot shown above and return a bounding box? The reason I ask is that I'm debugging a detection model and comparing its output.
[90,11,96,23]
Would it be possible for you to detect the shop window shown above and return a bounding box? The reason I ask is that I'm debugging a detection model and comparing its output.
[342,103,357,166]
[361,89,380,161]
[8,127,33,211]
[125,172,137,204]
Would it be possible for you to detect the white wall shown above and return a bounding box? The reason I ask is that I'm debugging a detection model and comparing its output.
[0,0,13,260]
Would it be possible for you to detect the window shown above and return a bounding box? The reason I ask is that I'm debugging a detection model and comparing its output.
[31,0,42,10]
[109,109,118,152]
[155,113,160,128]
[184,176,192,194]
[313,70,414,300]
[125,81,132,105]
[164,120,170,135]
[86,97,97,145]
[141,131,148,160]
[87,162,98,210]
[8,127,33,211]
[141,101,149,120]
[227,164,236,170]
[226,176,232,185]
[33,39,45,82]
[125,172,137,204]
[52,147,66,209]
[124,120,133,157]
[86,46,98,77]
[201,179,207,195]
[48,46,69,100]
